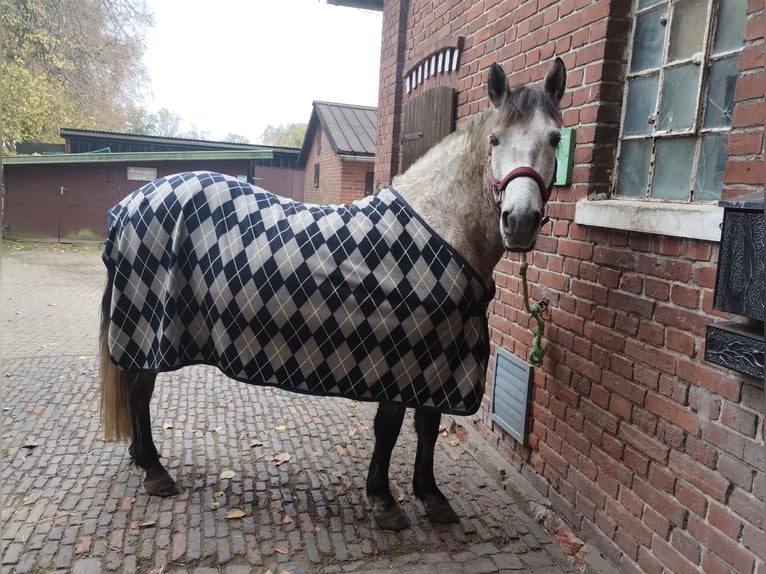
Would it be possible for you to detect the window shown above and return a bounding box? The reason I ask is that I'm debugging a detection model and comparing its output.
[614,0,748,202]
[313,163,320,188]
[365,172,374,196]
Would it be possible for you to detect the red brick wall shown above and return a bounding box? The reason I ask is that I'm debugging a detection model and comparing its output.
[377,1,765,572]
[374,0,408,188]
[303,127,373,205]
[723,0,765,200]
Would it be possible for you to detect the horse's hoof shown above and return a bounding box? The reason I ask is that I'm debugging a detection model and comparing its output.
[144,477,178,497]
[144,469,179,497]
[423,499,459,524]
[373,504,410,531]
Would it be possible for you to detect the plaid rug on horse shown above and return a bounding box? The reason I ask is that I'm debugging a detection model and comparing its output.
[103,171,494,415]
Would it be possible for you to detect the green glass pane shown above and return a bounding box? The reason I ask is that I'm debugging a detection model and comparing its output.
[714,0,747,54]
[667,0,707,62]
[624,75,659,136]
[695,134,728,201]
[703,56,739,128]
[657,63,700,131]
[616,140,652,197]
[631,8,665,73]
[638,0,664,8]
[651,138,696,200]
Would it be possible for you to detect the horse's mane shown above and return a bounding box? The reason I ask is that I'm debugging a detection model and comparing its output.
[498,85,562,125]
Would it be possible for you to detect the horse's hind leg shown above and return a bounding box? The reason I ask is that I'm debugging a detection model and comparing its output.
[366,402,409,530]
[413,407,459,523]
[128,373,178,496]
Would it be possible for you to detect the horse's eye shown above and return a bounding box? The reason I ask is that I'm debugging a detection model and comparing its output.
[550,133,561,148]
[489,135,499,147]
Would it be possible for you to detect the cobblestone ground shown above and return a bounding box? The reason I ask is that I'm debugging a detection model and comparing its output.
[1,243,579,574]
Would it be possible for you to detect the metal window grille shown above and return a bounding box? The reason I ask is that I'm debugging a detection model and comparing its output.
[614,0,747,202]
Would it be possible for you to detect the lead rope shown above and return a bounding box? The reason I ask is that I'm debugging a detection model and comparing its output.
[519,255,549,367]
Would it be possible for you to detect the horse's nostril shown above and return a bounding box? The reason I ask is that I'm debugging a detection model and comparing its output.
[532,211,542,231]
[501,210,511,232]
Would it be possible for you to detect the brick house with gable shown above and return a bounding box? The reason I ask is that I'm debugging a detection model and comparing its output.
[298,101,377,204]
[334,0,764,572]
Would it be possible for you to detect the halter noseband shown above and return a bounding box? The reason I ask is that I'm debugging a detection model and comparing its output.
[487,145,555,226]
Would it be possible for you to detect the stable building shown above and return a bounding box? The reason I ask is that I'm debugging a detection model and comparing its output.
[298,101,377,205]
[336,0,764,572]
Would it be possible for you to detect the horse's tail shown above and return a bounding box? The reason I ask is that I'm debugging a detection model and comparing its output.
[99,277,133,442]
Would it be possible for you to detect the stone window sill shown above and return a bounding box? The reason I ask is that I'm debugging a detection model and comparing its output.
[574,199,723,243]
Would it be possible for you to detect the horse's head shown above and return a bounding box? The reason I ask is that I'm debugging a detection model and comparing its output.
[486,58,566,252]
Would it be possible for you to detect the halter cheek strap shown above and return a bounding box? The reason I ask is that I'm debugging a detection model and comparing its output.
[487,146,555,226]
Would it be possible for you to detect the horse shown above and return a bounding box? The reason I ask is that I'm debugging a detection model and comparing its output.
[99,58,566,531]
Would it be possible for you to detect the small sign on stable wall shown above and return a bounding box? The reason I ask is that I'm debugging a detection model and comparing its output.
[555,127,575,186]
[127,166,157,182]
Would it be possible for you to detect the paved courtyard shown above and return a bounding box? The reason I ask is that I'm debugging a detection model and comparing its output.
[1,243,584,574]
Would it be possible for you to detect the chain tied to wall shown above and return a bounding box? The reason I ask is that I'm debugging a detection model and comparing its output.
[520,256,549,367]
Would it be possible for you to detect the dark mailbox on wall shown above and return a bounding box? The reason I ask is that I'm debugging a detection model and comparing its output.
[705,192,764,379]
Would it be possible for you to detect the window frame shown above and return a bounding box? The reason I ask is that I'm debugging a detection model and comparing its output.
[612,0,746,204]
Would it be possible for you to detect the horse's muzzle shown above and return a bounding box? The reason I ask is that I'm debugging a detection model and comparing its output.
[501,208,542,252]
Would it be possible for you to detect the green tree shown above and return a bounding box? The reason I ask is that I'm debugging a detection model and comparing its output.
[260,123,307,148]
[2,0,153,153]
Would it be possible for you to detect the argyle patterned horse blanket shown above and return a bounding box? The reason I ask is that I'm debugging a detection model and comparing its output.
[103,171,494,415]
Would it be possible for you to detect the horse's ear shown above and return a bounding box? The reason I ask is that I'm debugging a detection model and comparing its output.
[488,63,509,108]
[544,57,567,104]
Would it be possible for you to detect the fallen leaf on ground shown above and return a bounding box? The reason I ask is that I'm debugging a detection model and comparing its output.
[47,302,56,307]
[210,426,222,433]
[274,425,286,432]
[226,509,245,519]
[250,440,263,447]
[139,520,156,528]
[219,470,235,480]
[214,491,225,497]
[449,439,461,447]
[22,442,38,449]
[275,546,289,555]
[274,452,290,466]
[282,515,293,524]
[263,452,291,465]
[210,503,220,510]
[162,422,173,430]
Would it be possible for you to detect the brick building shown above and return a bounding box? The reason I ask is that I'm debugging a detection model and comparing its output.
[3,130,303,241]
[298,101,377,204]
[336,0,764,572]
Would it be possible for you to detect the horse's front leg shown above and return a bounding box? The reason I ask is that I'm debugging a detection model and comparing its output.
[128,373,178,496]
[413,407,459,523]
[367,402,409,530]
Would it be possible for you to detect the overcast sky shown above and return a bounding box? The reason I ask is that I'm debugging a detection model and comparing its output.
[142,1,382,143]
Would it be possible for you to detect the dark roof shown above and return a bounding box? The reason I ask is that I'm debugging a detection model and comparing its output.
[59,128,301,169]
[60,128,270,151]
[326,0,382,10]
[298,101,377,167]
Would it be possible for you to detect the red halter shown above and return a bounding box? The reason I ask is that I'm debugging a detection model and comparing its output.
[487,145,555,226]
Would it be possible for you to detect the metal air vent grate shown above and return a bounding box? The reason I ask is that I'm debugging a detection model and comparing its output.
[491,349,533,445]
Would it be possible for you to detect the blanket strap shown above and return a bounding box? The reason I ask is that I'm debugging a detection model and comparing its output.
[520,256,549,367]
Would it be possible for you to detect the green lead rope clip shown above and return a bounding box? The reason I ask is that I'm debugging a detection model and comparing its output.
[519,260,549,367]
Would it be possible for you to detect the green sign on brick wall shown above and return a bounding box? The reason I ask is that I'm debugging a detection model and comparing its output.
[555,127,575,186]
